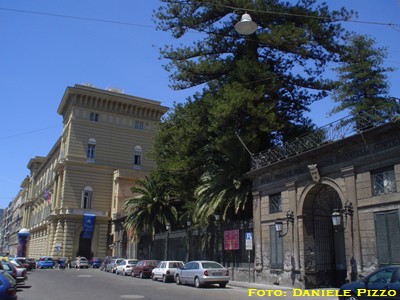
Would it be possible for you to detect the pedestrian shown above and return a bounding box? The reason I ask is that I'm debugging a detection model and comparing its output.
[67,257,71,269]
[77,256,81,270]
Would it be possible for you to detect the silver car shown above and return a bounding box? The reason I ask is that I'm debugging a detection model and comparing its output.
[115,259,138,276]
[152,260,184,282]
[71,257,89,269]
[175,260,229,288]
[106,258,125,273]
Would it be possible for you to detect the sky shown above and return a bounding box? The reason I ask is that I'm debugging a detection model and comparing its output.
[0,0,399,209]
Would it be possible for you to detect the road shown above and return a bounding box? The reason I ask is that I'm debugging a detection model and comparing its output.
[16,268,250,300]
[17,268,342,300]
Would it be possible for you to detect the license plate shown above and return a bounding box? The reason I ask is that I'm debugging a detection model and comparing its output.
[213,272,222,276]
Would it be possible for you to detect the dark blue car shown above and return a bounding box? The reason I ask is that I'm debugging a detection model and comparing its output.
[0,270,18,300]
[89,257,102,268]
[339,266,400,300]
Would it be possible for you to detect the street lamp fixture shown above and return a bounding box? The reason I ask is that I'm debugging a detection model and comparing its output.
[331,201,354,232]
[275,210,295,238]
[165,222,171,260]
[234,12,258,35]
[186,217,191,262]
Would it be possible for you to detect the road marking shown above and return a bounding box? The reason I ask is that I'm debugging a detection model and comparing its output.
[77,275,92,277]
[120,296,145,299]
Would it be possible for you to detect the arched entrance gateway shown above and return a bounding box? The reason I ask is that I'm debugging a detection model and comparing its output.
[302,185,347,288]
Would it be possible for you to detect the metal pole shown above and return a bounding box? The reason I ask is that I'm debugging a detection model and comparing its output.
[248,250,251,283]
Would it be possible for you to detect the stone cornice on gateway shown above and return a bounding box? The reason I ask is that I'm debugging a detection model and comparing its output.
[57,84,169,120]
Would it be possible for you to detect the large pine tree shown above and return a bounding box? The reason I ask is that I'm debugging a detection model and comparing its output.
[330,33,395,117]
[151,0,355,222]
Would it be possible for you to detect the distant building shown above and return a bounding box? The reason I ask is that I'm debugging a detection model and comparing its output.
[20,84,168,259]
[247,110,400,288]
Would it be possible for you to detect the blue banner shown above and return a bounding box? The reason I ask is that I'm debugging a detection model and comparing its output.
[83,214,96,239]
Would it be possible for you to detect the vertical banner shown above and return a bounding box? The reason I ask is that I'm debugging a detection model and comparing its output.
[83,214,96,239]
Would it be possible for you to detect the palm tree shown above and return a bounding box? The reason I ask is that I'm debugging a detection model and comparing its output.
[123,175,178,240]
[194,145,252,224]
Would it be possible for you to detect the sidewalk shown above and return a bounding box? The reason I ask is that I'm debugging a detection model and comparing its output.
[228,280,339,300]
[228,280,294,290]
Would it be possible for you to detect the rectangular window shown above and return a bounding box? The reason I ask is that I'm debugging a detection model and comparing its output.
[82,191,92,209]
[87,145,96,161]
[269,193,282,214]
[375,210,400,266]
[90,112,99,122]
[371,167,396,196]
[135,120,144,129]
[270,225,283,269]
[134,148,142,170]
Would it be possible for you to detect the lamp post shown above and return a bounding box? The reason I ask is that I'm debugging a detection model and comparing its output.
[186,217,192,262]
[331,201,356,281]
[214,214,221,262]
[164,223,171,260]
[275,210,295,238]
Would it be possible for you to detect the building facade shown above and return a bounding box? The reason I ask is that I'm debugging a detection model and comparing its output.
[20,84,167,259]
[247,113,400,288]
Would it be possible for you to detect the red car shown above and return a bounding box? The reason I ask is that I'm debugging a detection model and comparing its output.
[132,260,158,278]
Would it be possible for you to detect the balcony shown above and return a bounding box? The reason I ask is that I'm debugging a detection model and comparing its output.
[63,208,108,217]
[251,102,399,169]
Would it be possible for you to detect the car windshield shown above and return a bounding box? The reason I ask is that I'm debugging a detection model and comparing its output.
[170,262,183,268]
[201,262,223,269]
[146,261,157,266]
[1,271,16,285]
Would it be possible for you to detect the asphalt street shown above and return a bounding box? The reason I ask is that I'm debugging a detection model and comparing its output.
[16,268,340,300]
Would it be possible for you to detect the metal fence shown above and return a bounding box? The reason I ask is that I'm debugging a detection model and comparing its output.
[151,219,254,267]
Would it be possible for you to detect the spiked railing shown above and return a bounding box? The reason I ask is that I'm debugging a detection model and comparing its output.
[251,101,400,169]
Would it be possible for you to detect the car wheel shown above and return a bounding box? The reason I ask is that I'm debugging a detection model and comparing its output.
[219,283,227,288]
[123,270,126,276]
[162,275,167,283]
[139,272,144,279]
[175,275,181,285]
[194,277,202,288]
[152,274,157,281]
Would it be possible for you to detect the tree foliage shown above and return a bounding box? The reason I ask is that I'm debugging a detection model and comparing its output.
[123,175,178,240]
[150,0,355,224]
[330,33,395,117]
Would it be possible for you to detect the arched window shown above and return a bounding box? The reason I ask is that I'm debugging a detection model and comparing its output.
[133,145,142,169]
[87,138,96,162]
[82,186,93,209]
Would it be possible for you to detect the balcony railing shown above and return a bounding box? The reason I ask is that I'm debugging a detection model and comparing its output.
[63,208,108,217]
[251,101,399,169]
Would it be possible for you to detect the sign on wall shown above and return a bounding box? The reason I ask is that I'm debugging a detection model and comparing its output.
[224,229,240,250]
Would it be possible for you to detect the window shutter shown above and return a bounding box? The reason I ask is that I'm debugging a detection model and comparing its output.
[270,226,277,268]
[387,211,400,264]
[375,210,400,266]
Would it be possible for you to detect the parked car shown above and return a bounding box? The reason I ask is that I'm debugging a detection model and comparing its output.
[89,257,102,268]
[152,260,184,283]
[116,259,138,276]
[338,265,400,300]
[8,260,28,283]
[0,270,18,300]
[100,256,117,271]
[36,256,54,269]
[132,260,158,278]
[175,260,229,288]
[71,257,89,269]
[1,262,17,282]
[25,258,36,270]
[106,258,125,273]
[10,257,31,271]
